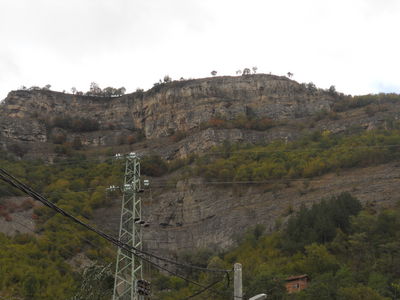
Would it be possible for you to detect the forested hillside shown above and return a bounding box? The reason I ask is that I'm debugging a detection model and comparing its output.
[2,75,400,299]
[2,124,400,299]
[157,193,400,299]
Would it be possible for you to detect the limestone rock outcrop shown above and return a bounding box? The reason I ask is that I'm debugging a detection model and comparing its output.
[3,74,399,255]
[0,74,335,154]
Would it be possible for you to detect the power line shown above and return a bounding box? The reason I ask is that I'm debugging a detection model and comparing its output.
[146,177,362,188]
[0,168,230,273]
[1,187,119,238]
[0,168,229,297]
[198,143,400,155]
[0,189,116,253]
[4,142,400,168]
[1,171,232,273]
[4,220,224,300]
[0,156,102,166]
[4,216,114,260]
[3,143,400,193]
[0,191,119,270]
[150,178,322,186]
[179,276,228,300]
[0,295,20,300]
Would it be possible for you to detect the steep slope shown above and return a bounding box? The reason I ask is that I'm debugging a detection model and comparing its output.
[91,159,400,255]
[0,74,336,158]
[2,74,400,256]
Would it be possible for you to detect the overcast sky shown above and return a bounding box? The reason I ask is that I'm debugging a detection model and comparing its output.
[1,0,399,100]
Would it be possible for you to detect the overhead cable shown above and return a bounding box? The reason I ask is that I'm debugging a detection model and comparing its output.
[0,168,230,274]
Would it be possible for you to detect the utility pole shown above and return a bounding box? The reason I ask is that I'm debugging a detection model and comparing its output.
[234,263,243,300]
[112,152,144,300]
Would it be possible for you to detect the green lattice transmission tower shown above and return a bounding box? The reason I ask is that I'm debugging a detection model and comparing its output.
[112,152,144,300]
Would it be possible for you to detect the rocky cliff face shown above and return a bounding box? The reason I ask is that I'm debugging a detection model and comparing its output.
[133,75,333,138]
[0,74,336,157]
[2,74,400,256]
[92,161,400,255]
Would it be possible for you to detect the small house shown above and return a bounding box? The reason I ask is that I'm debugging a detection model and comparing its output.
[285,274,309,293]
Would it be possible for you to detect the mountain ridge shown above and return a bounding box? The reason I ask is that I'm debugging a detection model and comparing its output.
[0,74,339,160]
[2,74,400,256]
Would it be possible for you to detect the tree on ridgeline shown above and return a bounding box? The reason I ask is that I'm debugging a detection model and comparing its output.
[163,75,172,83]
[328,85,337,96]
[87,82,102,96]
[116,87,126,96]
[242,68,251,75]
[84,82,126,97]
[103,87,117,97]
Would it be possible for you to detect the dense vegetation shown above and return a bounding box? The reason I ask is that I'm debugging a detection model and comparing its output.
[0,152,193,299]
[194,129,400,181]
[0,154,120,299]
[157,193,400,299]
[2,127,400,299]
[332,93,400,112]
[127,129,400,180]
[3,180,399,299]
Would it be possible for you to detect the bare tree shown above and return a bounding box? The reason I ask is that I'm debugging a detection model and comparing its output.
[211,70,217,76]
[71,87,77,94]
[287,72,293,78]
[236,70,242,75]
[252,66,258,74]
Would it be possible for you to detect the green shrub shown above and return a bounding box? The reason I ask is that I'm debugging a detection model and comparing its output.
[194,129,400,182]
